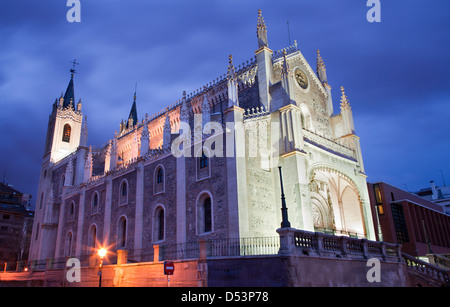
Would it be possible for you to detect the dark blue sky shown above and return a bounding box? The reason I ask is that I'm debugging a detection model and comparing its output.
[1,1,449,207]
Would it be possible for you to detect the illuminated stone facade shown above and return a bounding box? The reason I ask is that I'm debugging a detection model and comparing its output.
[29,10,375,263]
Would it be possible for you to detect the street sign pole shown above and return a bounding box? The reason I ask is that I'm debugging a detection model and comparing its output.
[164,261,174,287]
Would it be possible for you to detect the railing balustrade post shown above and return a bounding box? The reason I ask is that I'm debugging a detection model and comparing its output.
[361,239,369,259]
[277,227,295,255]
[315,232,324,254]
[340,236,349,258]
[380,242,387,261]
[396,244,403,262]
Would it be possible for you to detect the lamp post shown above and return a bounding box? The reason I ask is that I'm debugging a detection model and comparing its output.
[278,166,291,228]
[98,248,107,287]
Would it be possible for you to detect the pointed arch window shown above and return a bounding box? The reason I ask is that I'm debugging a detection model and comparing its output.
[117,216,127,249]
[69,201,76,222]
[35,223,40,241]
[154,165,165,195]
[197,192,213,234]
[64,231,73,257]
[92,192,99,214]
[199,151,208,168]
[153,206,165,242]
[121,181,127,197]
[88,225,97,254]
[62,124,71,143]
[157,168,164,184]
[119,179,128,205]
[196,149,211,181]
[39,193,44,210]
[204,197,212,233]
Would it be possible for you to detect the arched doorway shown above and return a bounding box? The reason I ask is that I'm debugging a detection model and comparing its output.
[309,166,366,237]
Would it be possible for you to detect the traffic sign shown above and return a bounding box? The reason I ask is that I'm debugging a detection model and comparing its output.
[164,261,174,275]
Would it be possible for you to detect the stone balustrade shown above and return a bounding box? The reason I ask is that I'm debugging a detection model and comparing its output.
[302,129,356,160]
[403,252,450,286]
[277,227,403,262]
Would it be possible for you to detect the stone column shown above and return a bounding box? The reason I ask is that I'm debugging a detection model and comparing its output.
[75,187,86,257]
[134,162,144,261]
[224,105,248,238]
[103,175,112,248]
[176,143,187,250]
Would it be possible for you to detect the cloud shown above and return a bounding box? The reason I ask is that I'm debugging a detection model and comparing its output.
[0,1,450,207]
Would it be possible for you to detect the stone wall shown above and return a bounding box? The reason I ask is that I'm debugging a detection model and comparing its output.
[206,255,409,287]
[0,254,410,287]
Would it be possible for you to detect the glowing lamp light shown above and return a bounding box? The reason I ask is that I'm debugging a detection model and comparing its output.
[98,248,107,258]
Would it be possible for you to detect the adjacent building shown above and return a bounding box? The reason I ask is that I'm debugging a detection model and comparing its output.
[0,182,34,263]
[414,181,450,216]
[368,181,450,257]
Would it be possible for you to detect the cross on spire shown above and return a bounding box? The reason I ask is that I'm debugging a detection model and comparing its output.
[70,59,79,75]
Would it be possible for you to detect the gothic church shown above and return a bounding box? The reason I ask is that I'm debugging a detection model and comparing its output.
[29,10,376,263]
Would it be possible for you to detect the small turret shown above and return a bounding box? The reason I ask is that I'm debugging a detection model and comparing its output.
[83,146,93,183]
[340,86,355,135]
[80,116,88,147]
[316,49,327,85]
[317,50,334,117]
[256,9,268,49]
[202,93,210,129]
[179,91,189,123]
[227,55,239,108]
[140,116,150,156]
[162,114,171,150]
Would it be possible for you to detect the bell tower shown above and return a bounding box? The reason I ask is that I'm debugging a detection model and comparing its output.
[43,62,84,163]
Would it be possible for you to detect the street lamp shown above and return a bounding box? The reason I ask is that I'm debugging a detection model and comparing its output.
[98,248,107,287]
[278,166,291,228]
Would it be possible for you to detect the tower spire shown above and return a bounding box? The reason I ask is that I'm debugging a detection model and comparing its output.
[127,88,138,129]
[340,86,351,109]
[256,9,268,49]
[63,72,75,109]
[316,49,328,85]
[227,55,239,108]
[180,91,189,123]
[227,54,237,81]
[340,86,355,136]
[62,59,79,110]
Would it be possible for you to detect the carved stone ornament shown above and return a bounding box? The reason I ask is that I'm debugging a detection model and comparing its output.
[294,68,309,89]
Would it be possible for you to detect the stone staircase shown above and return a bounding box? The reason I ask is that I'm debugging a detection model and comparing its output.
[402,253,450,287]
[427,253,450,271]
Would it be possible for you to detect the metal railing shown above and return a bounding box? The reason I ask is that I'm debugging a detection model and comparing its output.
[207,237,279,257]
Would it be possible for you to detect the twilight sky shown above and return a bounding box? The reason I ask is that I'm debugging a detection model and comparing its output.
[0,1,449,208]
